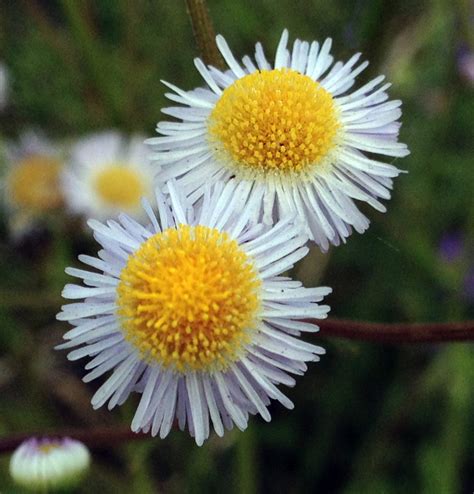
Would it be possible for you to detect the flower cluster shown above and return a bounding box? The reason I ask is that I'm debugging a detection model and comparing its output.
[1,131,154,236]
[52,30,408,445]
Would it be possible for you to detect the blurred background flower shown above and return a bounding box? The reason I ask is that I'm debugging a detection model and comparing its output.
[458,48,474,86]
[0,1,473,493]
[438,231,464,264]
[1,131,65,236]
[62,131,154,222]
[9,437,90,491]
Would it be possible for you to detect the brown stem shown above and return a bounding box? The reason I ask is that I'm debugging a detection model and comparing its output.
[2,285,474,343]
[0,291,62,310]
[0,426,148,454]
[316,318,474,343]
[185,0,225,68]
[0,319,473,455]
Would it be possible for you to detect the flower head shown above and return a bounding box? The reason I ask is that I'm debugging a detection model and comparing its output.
[148,30,409,251]
[438,231,464,263]
[57,180,330,445]
[9,437,90,491]
[2,131,64,235]
[464,268,474,302]
[458,49,474,86]
[62,131,155,221]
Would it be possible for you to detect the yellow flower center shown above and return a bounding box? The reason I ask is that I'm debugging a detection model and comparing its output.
[117,225,261,373]
[38,442,60,454]
[208,68,340,179]
[8,155,63,211]
[94,165,145,209]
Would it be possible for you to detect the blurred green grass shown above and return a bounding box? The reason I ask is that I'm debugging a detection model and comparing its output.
[0,0,474,492]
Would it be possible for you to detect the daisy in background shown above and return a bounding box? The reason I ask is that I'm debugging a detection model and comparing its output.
[63,131,155,222]
[10,437,90,491]
[1,131,65,236]
[57,180,331,445]
[148,29,409,251]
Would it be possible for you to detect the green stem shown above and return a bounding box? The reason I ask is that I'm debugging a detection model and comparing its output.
[419,345,473,494]
[58,0,123,123]
[236,427,258,494]
[457,0,474,51]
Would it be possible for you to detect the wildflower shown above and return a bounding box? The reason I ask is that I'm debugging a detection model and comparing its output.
[2,131,64,235]
[464,268,474,302]
[438,231,464,263]
[438,230,474,302]
[149,30,409,251]
[62,131,155,221]
[9,437,90,491]
[57,180,330,445]
[458,49,474,86]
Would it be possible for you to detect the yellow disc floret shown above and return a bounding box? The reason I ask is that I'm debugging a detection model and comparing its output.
[208,68,340,178]
[38,442,60,454]
[8,155,63,211]
[94,165,144,209]
[117,225,261,373]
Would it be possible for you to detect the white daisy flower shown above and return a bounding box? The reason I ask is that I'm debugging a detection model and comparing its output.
[148,29,410,251]
[1,131,64,234]
[9,437,90,491]
[63,131,155,221]
[56,180,331,445]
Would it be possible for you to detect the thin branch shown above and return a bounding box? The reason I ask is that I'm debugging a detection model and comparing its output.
[185,0,225,68]
[1,286,473,343]
[316,318,474,343]
[0,426,148,455]
[2,287,474,343]
[0,290,62,310]
[0,320,473,455]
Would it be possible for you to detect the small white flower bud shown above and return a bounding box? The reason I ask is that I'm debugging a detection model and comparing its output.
[9,437,90,491]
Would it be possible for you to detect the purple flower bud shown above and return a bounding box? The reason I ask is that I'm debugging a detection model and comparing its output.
[458,50,474,85]
[438,231,464,263]
[464,268,474,302]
